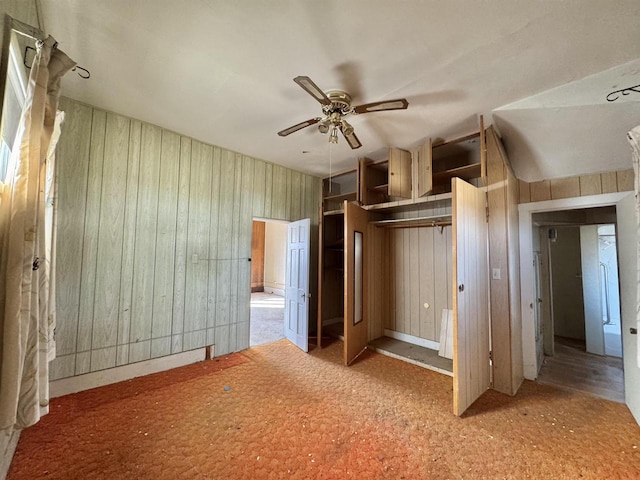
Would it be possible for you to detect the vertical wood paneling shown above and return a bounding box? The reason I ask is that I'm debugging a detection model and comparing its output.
[253,159,266,218]
[116,120,141,365]
[291,171,301,220]
[617,169,634,191]
[151,131,180,340]
[264,162,273,218]
[217,150,235,260]
[76,110,106,357]
[601,171,618,193]
[54,99,92,356]
[579,174,602,196]
[54,98,322,377]
[550,177,580,199]
[206,147,222,330]
[518,180,530,203]
[171,137,192,352]
[409,228,420,337]
[129,123,162,356]
[184,141,212,335]
[529,180,551,202]
[418,227,435,340]
[272,165,286,220]
[239,156,255,258]
[91,113,129,356]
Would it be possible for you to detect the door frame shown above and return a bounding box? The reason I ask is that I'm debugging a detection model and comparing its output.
[518,192,628,379]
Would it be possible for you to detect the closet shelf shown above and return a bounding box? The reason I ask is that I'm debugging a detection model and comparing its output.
[432,163,481,184]
[323,191,357,202]
[324,238,344,250]
[371,214,452,229]
[324,209,345,216]
[363,192,452,212]
[368,183,389,192]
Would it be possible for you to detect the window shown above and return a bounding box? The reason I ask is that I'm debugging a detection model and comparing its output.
[0,31,31,184]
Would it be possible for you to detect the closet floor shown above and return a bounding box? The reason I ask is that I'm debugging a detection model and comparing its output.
[368,336,453,376]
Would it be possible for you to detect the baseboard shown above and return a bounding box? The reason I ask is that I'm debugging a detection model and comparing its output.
[0,428,20,480]
[50,348,206,398]
[263,287,284,296]
[383,329,440,351]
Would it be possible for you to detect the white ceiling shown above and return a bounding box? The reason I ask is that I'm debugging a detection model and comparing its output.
[39,0,640,180]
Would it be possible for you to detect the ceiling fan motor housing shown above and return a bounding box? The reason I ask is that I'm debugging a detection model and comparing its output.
[324,90,353,115]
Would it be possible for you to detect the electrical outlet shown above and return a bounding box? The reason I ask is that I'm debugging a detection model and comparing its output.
[492,268,501,280]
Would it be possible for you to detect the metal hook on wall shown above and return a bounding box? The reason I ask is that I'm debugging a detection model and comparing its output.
[72,66,90,79]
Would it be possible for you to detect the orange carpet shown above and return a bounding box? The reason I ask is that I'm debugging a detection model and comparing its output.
[8,339,640,479]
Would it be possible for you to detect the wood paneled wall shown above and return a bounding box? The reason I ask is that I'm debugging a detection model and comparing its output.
[384,225,452,342]
[486,127,523,395]
[51,97,320,380]
[519,169,634,203]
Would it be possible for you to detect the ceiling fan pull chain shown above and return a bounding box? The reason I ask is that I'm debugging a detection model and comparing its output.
[329,142,333,192]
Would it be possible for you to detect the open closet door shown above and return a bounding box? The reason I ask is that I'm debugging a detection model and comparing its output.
[344,201,369,365]
[285,218,311,352]
[616,193,640,424]
[452,178,491,416]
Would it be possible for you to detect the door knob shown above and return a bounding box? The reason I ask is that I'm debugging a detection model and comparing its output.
[458,284,464,292]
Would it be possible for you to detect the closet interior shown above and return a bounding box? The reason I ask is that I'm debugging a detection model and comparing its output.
[317,117,521,415]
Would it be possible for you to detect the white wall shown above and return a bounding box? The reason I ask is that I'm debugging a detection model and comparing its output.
[264,221,287,293]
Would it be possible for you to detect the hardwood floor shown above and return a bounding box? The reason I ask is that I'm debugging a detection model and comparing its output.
[537,336,624,403]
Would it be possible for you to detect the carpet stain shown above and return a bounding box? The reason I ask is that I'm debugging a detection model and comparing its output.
[8,339,640,479]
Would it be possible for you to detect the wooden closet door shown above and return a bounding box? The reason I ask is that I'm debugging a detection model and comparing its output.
[452,177,490,416]
[344,201,369,365]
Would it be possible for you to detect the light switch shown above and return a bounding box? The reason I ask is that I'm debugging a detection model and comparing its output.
[492,268,501,280]
[192,254,198,264]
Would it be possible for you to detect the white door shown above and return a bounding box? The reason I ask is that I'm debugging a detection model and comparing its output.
[616,193,640,423]
[580,225,606,356]
[284,218,310,352]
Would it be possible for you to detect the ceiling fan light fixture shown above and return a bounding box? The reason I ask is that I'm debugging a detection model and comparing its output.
[341,119,354,136]
[329,126,339,144]
[318,118,330,134]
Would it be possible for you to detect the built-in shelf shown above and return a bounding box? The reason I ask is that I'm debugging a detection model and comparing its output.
[324,239,344,250]
[369,183,389,192]
[363,192,453,212]
[432,163,481,184]
[324,209,345,216]
[371,214,452,229]
[323,191,357,202]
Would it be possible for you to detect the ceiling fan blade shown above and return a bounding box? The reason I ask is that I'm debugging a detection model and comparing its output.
[353,98,409,114]
[293,76,332,106]
[277,117,321,137]
[340,126,362,149]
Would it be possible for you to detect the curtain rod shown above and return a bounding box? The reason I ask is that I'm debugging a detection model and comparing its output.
[8,15,90,79]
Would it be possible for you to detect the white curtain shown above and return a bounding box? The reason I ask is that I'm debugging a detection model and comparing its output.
[0,36,75,431]
[629,125,640,368]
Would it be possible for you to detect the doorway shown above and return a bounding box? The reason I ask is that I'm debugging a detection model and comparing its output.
[250,219,288,347]
[531,208,624,402]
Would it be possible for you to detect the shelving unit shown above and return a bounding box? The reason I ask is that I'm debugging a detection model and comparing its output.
[322,168,359,212]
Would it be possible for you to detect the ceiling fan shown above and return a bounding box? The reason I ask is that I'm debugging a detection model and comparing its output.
[277,76,409,149]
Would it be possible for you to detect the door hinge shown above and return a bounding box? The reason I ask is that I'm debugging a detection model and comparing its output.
[489,350,493,362]
[485,205,490,221]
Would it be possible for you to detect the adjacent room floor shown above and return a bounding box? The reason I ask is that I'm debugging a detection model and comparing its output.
[249,292,284,347]
[537,336,624,403]
[8,339,640,479]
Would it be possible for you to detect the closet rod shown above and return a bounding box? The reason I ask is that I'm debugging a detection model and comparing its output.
[371,215,452,229]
